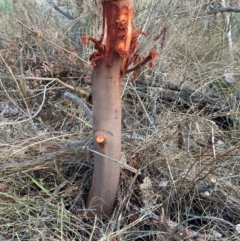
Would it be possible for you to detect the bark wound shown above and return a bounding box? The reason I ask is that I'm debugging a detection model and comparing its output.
[82,2,157,81]
[96,134,106,144]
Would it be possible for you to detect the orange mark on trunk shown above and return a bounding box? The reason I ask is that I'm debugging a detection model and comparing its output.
[96,134,106,144]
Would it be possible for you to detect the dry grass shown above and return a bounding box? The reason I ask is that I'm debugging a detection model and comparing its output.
[1,0,240,240]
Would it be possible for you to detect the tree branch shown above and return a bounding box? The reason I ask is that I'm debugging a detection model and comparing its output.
[208,6,240,14]
[64,92,93,126]
[53,4,75,20]
[0,140,91,170]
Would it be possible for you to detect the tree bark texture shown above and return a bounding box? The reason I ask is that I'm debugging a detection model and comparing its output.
[87,58,123,216]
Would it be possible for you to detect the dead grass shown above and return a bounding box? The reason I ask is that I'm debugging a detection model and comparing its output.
[0,0,240,240]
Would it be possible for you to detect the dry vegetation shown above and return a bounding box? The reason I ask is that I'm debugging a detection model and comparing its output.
[1,0,240,240]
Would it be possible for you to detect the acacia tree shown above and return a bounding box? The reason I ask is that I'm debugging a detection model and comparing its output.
[82,0,156,216]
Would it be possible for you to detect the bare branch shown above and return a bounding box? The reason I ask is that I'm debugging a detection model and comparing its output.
[53,4,75,20]
[17,20,88,64]
[87,148,140,174]
[22,76,89,97]
[64,92,93,126]
[46,0,82,54]
[208,6,240,14]
[0,140,91,170]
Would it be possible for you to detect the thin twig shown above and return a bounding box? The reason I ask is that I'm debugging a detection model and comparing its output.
[0,53,32,123]
[17,20,88,65]
[129,82,156,129]
[0,78,27,117]
[171,215,237,239]
[150,89,160,125]
[0,79,60,126]
[31,80,54,118]
[22,76,89,97]
[0,140,90,170]
[87,148,140,174]
[53,5,75,20]
[122,133,146,141]
[19,47,24,76]
[0,86,66,93]
[64,92,93,126]
[218,174,240,180]
[208,6,240,14]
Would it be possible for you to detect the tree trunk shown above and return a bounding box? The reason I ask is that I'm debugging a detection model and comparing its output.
[86,0,134,216]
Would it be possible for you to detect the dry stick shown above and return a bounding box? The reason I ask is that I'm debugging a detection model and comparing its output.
[132,127,179,157]
[122,133,146,141]
[16,20,89,65]
[0,139,139,173]
[0,78,50,126]
[0,86,66,93]
[117,170,141,231]
[48,2,82,53]
[0,78,26,116]
[22,76,89,97]
[88,215,97,241]
[0,54,30,119]
[0,140,91,170]
[186,145,240,195]
[53,4,75,20]
[0,69,52,126]
[171,215,237,239]
[150,89,160,125]
[87,148,140,174]
[208,6,240,14]
[31,80,54,118]
[219,174,240,180]
[43,181,67,208]
[19,47,24,76]
[128,203,160,221]
[122,231,169,240]
[121,75,131,98]
[123,205,194,239]
[129,82,156,129]
[64,92,93,126]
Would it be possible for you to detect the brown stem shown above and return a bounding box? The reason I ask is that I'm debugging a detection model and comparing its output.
[86,58,123,216]
[86,0,134,216]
